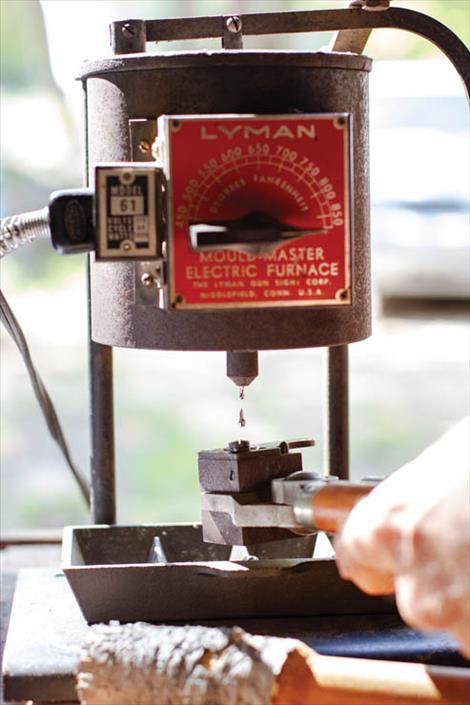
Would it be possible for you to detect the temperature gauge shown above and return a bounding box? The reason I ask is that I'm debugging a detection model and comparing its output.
[160,113,352,309]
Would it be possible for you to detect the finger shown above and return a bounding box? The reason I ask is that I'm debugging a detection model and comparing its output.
[335,537,395,595]
[395,572,469,633]
[451,619,470,659]
[394,573,438,630]
[336,497,403,575]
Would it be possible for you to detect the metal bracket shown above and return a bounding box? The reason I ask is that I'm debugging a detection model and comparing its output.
[129,119,158,162]
[110,19,146,54]
[110,8,469,97]
[331,0,391,54]
[135,260,167,308]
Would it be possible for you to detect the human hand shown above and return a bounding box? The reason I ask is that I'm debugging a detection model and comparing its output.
[335,418,470,657]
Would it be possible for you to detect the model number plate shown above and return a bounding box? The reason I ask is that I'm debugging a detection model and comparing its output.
[96,165,158,260]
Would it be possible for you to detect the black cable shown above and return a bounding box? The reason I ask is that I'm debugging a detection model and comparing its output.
[0,289,90,506]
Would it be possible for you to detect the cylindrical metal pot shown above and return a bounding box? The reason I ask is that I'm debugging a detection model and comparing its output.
[80,51,371,351]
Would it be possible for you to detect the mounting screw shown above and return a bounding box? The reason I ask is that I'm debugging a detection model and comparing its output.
[226,16,242,33]
[139,139,151,154]
[364,0,390,7]
[350,0,390,7]
[122,22,136,36]
[141,272,155,287]
[120,171,134,185]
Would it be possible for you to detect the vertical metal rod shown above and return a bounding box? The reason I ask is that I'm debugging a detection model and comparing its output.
[324,344,349,480]
[87,261,116,524]
[83,71,116,524]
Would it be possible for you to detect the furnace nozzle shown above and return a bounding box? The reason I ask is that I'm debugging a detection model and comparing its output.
[226,351,259,387]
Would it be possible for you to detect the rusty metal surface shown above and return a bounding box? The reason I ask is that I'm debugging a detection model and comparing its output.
[84,51,371,351]
[3,566,467,704]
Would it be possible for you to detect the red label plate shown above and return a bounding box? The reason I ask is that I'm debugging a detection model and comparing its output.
[162,114,352,309]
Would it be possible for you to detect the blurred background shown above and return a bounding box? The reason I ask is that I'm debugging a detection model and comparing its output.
[1,0,469,531]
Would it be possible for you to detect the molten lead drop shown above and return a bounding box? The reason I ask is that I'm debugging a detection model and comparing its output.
[238,387,246,427]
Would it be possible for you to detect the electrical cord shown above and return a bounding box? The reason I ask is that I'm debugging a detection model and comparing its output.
[1,206,90,504]
[0,289,90,506]
[0,208,51,257]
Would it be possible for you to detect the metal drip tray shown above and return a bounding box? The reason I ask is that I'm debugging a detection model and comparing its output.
[62,524,394,623]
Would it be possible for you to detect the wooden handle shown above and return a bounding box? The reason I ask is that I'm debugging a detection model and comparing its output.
[275,646,470,705]
[310,481,375,533]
